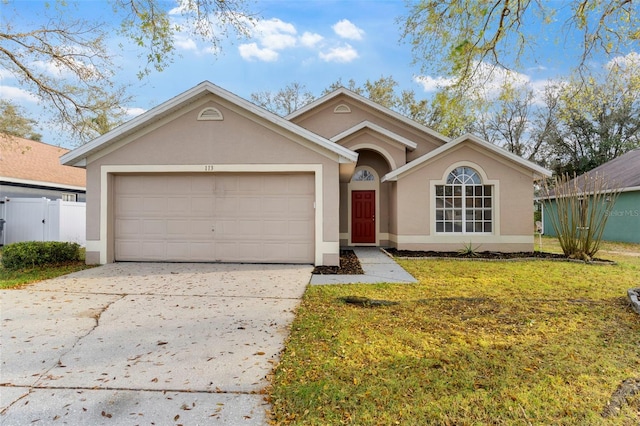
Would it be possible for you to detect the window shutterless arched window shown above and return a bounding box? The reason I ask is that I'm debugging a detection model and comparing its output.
[435,167,493,233]
[352,168,376,182]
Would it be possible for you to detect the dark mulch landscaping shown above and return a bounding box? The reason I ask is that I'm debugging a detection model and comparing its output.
[386,248,567,259]
[311,248,615,276]
[312,249,364,275]
[386,248,613,263]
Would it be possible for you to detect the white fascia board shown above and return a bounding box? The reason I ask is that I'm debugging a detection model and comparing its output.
[61,81,358,166]
[382,133,552,182]
[330,121,418,151]
[1,177,85,191]
[287,88,451,144]
[456,134,552,178]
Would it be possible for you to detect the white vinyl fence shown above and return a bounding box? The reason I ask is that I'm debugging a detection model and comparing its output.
[0,198,86,246]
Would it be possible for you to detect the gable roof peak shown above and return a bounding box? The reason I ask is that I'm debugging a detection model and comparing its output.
[61,81,357,167]
[286,87,451,144]
[383,133,552,182]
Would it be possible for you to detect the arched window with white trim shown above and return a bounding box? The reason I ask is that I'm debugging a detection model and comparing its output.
[352,168,376,182]
[435,166,493,233]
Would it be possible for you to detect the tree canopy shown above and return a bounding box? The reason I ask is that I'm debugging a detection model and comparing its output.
[0,0,254,144]
[402,0,639,90]
[0,100,42,141]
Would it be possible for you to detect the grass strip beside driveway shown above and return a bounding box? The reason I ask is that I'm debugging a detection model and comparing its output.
[0,262,93,289]
[270,252,640,425]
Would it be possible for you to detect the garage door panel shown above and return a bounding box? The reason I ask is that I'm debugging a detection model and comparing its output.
[115,173,314,263]
[116,197,144,215]
[263,220,287,236]
[289,198,314,215]
[167,197,190,213]
[116,218,141,235]
[142,219,166,235]
[142,242,166,259]
[115,241,140,259]
[140,176,167,193]
[288,220,314,238]
[238,197,261,212]
[166,220,189,235]
[143,197,166,214]
[215,198,238,215]
[191,196,215,213]
[288,242,314,257]
[262,176,287,193]
[186,175,215,193]
[187,220,214,236]
[262,197,288,214]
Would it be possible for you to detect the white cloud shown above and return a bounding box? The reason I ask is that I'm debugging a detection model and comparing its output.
[332,19,364,40]
[250,18,297,50]
[319,44,359,63]
[300,32,323,48]
[413,75,456,92]
[32,60,73,79]
[123,107,146,117]
[606,51,640,69]
[239,43,279,62]
[0,85,39,103]
[202,45,220,55]
[174,36,198,51]
[254,18,297,38]
[415,62,532,95]
[236,18,300,61]
[261,33,297,50]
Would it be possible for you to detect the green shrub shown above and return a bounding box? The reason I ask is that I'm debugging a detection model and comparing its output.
[1,241,81,270]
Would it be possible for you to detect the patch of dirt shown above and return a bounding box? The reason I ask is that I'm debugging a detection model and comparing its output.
[339,296,398,307]
[385,248,613,263]
[312,250,364,275]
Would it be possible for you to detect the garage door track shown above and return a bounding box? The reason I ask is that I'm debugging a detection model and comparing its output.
[1,263,311,425]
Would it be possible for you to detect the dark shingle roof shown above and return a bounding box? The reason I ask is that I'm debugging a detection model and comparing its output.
[577,148,640,190]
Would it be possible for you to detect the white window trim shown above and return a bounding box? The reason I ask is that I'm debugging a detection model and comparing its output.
[430,161,501,237]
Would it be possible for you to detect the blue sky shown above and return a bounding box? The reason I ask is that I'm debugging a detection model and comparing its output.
[1,0,636,148]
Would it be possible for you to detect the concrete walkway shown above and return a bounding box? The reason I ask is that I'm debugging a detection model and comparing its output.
[310,247,417,285]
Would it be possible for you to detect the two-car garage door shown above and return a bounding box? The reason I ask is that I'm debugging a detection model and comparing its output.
[114,173,314,263]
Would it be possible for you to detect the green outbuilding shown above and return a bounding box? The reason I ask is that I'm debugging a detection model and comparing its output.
[541,149,640,244]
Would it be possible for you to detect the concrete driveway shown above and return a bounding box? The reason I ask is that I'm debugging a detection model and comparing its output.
[1,263,311,425]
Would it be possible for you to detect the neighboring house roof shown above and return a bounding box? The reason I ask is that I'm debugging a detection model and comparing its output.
[61,81,358,167]
[382,133,553,182]
[286,87,450,144]
[540,148,640,200]
[0,135,86,190]
[573,148,640,192]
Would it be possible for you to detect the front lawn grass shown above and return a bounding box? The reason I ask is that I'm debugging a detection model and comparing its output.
[0,248,92,289]
[270,244,640,425]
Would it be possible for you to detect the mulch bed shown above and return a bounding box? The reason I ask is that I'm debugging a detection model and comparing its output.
[312,248,615,275]
[312,250,364,275]
[385,248,613,263]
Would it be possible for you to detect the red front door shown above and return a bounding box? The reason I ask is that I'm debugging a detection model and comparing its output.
[352,190,375,243]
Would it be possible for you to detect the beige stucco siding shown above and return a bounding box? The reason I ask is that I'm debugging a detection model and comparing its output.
[339,131,407,170]
[392,142,535,252]
[84,97,343,265]
[290,95,443,158]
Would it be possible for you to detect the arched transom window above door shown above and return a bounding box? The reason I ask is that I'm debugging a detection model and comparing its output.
[352,168,376,182]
